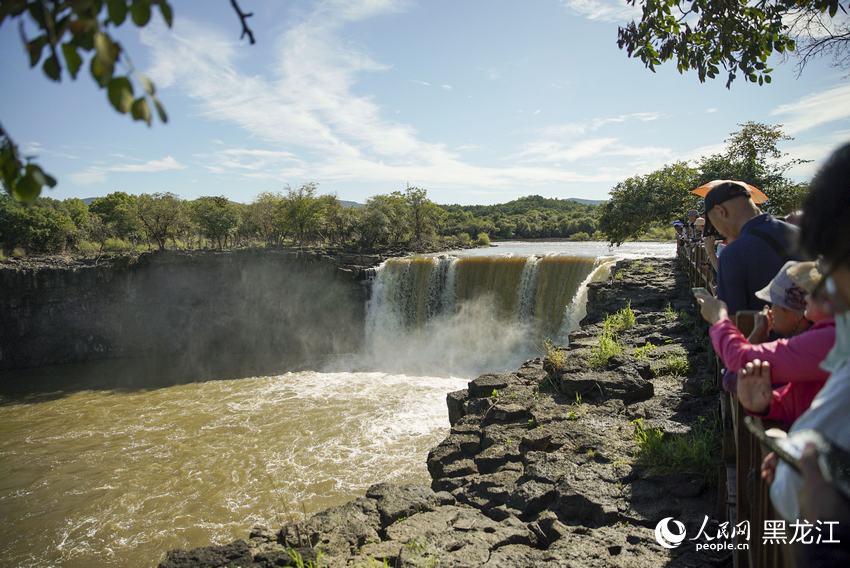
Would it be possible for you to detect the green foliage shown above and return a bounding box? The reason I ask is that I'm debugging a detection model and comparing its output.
[632,342,657,360]
[599,161,701,245]
[589,332,623,369]
[617,1,846,88]
[475,232,491,246]
[191,196,239,250]
[631,260,654,274]
[603,303,636,335]
[0,194,76,253]
[661,353,691,377]
[1,0,174,200]
[600,122,808,243]
[632,416,719,480]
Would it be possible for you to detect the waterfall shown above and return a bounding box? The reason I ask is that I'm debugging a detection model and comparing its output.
[357,254,598,376]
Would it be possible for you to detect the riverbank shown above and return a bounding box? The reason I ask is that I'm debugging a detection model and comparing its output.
[159,257,725,567]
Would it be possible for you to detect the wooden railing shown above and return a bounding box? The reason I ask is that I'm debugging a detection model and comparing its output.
[676,239,796,568]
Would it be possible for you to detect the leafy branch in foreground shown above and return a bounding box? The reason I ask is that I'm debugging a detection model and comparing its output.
[617,0,850,88]
[1,0,258,201]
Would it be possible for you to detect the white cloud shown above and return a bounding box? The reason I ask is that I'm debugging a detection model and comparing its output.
[770,84,850,135]
[108,156,185,173]
[67,156,185,185]
[518,137,673,165]
[540,112,665,138]
[68,168,107,186]
[441,84,453,91]
[705,108,718,114]
[561,0,640,23]
[410,79,431,87]
[140,1,642,191]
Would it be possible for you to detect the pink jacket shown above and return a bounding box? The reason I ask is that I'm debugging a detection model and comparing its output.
[709,318,835,426]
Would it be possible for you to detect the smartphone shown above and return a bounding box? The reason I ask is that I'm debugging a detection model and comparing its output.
[745,417,850,500]
[691,287,710,299]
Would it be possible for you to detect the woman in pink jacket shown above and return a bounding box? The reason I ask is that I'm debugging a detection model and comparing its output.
[697,261,835,427]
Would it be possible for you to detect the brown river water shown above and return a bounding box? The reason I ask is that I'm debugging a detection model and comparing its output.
[0,371,467,567]
[0,242,674,567]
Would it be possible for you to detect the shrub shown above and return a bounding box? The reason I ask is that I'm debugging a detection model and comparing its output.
[455,232,472,247]
[475,232,491,246]
[570,231,592,241]
[103,237,135,252]
[663,354,691,377]
[12,247,26,258]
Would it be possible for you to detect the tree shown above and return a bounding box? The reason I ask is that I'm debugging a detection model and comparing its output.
[134,192,185,251]
[1,0,255,201]
[283,183,324,247]
[618,1,850,88]
[696,122,809,215]
[0,194,76,253]
[598,162,701,245]
[89,191,141,241]
[365,192,411,248]
[192,196,239,250]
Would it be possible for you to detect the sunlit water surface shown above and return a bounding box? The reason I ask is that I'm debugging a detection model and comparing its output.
[0,372,467,567]
[0,241,674,567]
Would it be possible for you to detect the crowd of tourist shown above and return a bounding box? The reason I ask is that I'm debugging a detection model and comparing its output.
[682,143,849,564]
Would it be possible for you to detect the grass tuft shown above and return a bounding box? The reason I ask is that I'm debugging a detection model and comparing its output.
[633,342,657,360]
[632,416,719,482]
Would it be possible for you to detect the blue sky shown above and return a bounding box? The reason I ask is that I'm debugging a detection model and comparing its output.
[2,0,849,205]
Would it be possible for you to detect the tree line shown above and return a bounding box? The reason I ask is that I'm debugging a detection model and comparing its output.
[0,185,610,258]
[598,122,811,245]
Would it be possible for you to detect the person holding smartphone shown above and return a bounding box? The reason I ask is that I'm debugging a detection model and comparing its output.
[764,144,850,557]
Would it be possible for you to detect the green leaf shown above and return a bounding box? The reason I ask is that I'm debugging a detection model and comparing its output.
[90,55,114,86]
[158,0,173,27]
[62,42,83,79]
[42,54,61,81]
[153,97,168,123]
[94,32,118,65]
[106,0,128,25]
[12,173,40,201]
[27,35,48,67]
[131,0,151,26]
[107,76,134,113]
[765,75,772,84]
[138,74,155,95]
[829,3,838,17]
[131,97,152,125]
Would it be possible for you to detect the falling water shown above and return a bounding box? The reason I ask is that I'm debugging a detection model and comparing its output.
[358,254,599,376]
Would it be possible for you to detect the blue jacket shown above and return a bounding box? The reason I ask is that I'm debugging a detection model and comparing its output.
[716,214,800,314]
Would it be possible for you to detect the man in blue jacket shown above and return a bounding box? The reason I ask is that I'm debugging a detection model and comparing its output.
[704,181,800,314]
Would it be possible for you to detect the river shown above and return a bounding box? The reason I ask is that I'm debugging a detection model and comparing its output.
[0,241,674,567]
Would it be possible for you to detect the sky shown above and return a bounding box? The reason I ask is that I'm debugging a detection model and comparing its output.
[1,0,849,205]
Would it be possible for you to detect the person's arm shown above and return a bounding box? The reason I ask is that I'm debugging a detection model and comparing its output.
[709,320,833,381]
[716,248,748,314]
[758,382,824,425]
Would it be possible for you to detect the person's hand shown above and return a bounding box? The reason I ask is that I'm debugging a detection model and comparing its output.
[737,359,772,414]
[761,452,778,485]
[799,443,850,522]
[696,294,729,325]
[747,308,770,344]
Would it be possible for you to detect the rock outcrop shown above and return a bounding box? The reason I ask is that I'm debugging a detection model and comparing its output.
[158,258,727,567]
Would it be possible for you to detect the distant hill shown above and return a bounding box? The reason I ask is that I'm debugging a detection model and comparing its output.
[340,200,364,209]
[442,194,603,216]
[566,197,606,206]
[82,197,98,205]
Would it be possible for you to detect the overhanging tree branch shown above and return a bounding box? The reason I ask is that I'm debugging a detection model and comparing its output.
[229,0,255,45]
